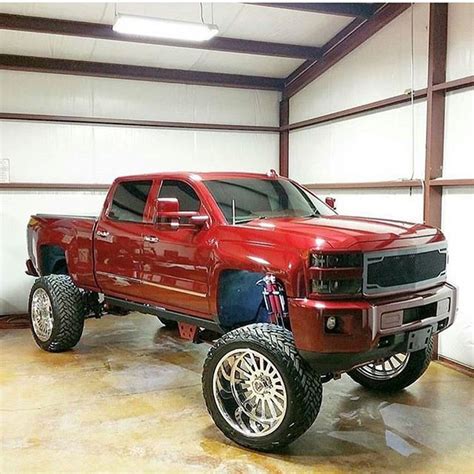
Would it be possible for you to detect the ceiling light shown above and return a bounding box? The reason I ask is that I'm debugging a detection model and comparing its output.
[113,14,219,42]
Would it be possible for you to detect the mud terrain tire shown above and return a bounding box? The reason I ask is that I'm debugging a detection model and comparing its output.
[29,275,85,352]
[348,337,433,392]
[202,323,322,451]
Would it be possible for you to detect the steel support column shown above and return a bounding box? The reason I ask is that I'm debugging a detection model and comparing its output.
[279,99,289,177]
[424,4,448,229]
[424,4,448,359]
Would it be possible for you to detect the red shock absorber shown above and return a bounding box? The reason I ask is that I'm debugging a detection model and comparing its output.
[257,273,288,326]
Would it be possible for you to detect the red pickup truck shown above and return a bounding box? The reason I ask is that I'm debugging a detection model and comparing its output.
[26,171,456,451]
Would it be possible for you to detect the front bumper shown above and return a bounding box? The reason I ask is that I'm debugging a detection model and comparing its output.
[289,283,457,373]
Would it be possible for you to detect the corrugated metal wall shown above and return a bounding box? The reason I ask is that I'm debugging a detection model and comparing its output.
[0,73,280,314]
[288,4,474,367]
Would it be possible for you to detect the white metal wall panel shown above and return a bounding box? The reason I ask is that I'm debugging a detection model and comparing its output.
[290,4,429,123]
[0,190,107,315]
[432,7,473,367]
[443,88,474,178]
[309,188,423,223]
[0,121,279,184]
[288,4,473,367]
[446,3,474,81]
[0,66,279,315]
[0,120,278,314]
[0,70,280,126]
[0,120,278,315]
[439,188,474,368]
[289,101,427,184]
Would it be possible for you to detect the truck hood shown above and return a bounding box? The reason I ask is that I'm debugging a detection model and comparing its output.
[242,215,442,252]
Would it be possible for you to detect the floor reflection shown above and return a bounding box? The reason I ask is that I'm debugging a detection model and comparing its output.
[1,312,473,473]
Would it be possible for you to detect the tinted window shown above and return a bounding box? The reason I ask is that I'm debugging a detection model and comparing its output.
[204,178,335,224]
[109,180,152,222]
[158,180,200,212]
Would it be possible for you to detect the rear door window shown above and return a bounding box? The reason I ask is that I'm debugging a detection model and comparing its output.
[108,180,152,222]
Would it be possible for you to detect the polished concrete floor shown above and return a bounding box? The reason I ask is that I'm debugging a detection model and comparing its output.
[1,313,473,473]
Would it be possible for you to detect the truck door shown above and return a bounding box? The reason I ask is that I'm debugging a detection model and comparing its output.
[94,179,153,301]
[140,179,211,316]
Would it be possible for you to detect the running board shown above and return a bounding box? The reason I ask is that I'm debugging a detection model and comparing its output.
[104,296,223,334]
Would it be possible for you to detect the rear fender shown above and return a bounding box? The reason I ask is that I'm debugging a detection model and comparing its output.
[27,215,98,290]
[40,245,68,275]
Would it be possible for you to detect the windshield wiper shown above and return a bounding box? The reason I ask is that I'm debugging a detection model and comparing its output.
[303,211,321,218]
[234,215,269,224]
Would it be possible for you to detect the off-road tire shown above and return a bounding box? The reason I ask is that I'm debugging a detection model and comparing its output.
[348,337,434,392]
[158,317,178,329]
[29,275,85,352]
[202,323,322,452]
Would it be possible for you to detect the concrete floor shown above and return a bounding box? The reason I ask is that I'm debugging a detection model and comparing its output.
[1,313,473,473]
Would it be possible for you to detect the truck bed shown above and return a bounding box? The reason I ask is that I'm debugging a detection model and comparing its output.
[27,213,99,291]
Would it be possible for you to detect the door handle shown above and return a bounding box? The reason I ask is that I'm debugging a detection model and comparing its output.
[96,230,110,238]
[144,235,159,243]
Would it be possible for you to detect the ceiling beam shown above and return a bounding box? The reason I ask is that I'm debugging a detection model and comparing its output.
[249,3,380,18]
[0,13,322,60]
[284,3,411,98]
[0,54,284,91]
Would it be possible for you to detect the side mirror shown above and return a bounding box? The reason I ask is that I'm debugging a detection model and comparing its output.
[189,215,210,228]
[325,197,336,210]
[155,198,180,230]
[155,198,209,230]
[156,197,180,216]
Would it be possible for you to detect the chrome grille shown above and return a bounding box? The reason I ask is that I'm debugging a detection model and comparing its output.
[363,243,447,296]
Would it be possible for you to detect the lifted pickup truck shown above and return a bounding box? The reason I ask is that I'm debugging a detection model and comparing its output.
[26,171,456,451]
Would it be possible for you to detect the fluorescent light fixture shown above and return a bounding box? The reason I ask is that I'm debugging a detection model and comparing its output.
[113,14,219,42]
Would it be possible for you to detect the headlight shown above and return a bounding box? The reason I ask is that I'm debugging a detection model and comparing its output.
[310,252,363,296]
[311,253,362,268]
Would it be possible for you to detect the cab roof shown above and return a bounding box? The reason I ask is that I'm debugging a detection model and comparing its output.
[114,170,283,183]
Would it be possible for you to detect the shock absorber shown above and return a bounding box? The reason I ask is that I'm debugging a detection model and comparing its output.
[257,273,288,327]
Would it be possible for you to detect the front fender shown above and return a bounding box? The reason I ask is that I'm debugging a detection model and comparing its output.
[208,238,305,315]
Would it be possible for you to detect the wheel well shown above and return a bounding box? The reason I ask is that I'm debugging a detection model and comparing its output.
[40,245,68,275]
[217,269,269,329]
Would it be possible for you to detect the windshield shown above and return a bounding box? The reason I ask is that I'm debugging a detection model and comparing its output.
[204,178,336,224]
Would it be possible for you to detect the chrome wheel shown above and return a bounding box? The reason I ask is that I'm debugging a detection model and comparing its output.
[212,348,287,438]
[31,288,54,342]
[356,353,410,380]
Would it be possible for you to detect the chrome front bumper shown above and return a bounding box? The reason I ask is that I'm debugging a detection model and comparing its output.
[368,282,457,340]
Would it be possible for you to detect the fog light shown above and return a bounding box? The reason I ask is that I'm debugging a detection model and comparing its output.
[326,316,337,330]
